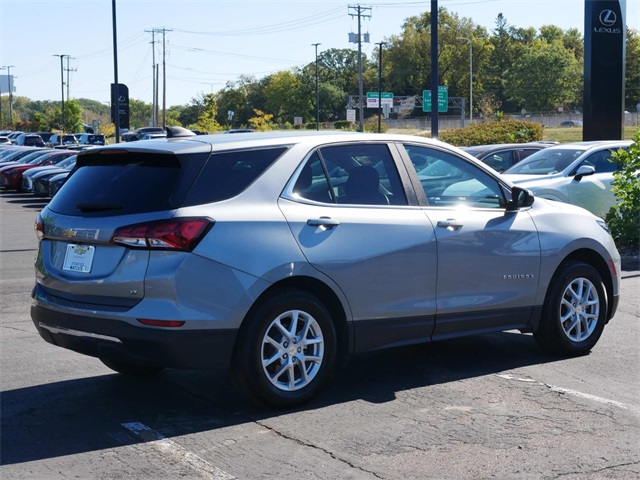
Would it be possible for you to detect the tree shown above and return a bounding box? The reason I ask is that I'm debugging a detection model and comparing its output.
[128,99,153,129]
[194,93,221,132]
[263,70,309,124]
[64,100,84,133]
[248,109,276,131]
[504,39,581,111]
[625,28,640,112]
[604,129,640,247]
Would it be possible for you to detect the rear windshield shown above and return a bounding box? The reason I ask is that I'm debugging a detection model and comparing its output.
[47,151,208,217]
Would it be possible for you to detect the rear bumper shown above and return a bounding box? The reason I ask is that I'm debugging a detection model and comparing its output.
[31,304,238,371]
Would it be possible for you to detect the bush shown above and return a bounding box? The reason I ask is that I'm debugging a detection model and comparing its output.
[605,129,640,249]
[333,120,353,130]
[439,120,543,146]
[363,120,389,133]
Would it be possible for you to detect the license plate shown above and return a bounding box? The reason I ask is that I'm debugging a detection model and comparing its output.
[62,244,95,273]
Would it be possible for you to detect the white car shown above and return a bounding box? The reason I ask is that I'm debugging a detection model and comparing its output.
[502,140,631,218]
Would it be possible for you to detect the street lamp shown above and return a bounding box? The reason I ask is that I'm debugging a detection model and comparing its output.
[457,37,473,123]
[312,43,321,131]
[1,65,15,128]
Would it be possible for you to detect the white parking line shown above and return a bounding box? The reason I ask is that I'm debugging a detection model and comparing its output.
[496,374,639,414]
[122,422,236,480]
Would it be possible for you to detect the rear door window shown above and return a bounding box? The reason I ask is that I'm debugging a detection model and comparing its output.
[183,147,287,206]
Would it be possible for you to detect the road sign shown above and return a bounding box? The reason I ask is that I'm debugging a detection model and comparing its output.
[423,86,448,112]
[367,92,393,108]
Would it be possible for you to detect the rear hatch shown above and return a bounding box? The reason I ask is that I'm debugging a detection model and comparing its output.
[36,147,210,309]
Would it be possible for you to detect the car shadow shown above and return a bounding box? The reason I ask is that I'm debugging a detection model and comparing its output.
[1,331,559,466]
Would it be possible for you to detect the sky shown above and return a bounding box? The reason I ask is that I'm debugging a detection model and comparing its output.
[0,0,638,108]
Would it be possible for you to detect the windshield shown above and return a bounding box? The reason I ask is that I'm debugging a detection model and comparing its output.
[504,148,585,175]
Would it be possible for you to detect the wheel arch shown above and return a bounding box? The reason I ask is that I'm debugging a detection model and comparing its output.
[233,276,351,369]
[538,248,615,330]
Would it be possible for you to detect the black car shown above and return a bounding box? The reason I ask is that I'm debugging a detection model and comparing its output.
[462,142,557,172]
[560,120,583,127]
[121,127,165,142]
[15,134,46,147]
[46,134,78,148]
[76,134,106,146]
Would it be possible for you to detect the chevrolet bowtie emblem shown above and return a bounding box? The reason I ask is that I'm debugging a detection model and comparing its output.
[63,229,78,238]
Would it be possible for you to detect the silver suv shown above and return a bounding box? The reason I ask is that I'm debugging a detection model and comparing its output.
[31,132,621,407]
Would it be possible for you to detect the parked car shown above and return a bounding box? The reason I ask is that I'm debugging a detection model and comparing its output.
[0,150,73,190]
[139,133,167,140]
[223,128,255,134]
[462,142,556,172]
[47,171,71,197]
[21,153,76,193]
[15,133,46,147]
[31,132,620,408]
[121,127,165,142]
[502,140,631,218]
[76,133,106,146]
[560,120,583,127]
[46,134,78,148]
[0,136,11,145]
[6,131,24,143]
[0,147,48,166]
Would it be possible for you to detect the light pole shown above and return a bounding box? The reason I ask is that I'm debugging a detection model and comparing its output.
[1,65,15,128]
[53,55,68,132]
[312,43,321,131]
[376,42,384,133]
[457,36,473,123]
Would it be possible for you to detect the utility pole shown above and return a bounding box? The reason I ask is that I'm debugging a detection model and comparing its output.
[1,65,15,128]
[146,28,158,126]
[430,1,439,138]
[53,55,68,132]
[64,56,77,101]
[158,27,172,129]
[376,42,383,133]
[349,5,371,132]
[312,43,321,131]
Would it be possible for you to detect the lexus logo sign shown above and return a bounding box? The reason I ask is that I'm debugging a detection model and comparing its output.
[599,10,617,27]
[594,9,621,34]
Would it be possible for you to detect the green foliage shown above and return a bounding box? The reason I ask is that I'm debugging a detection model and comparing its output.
[364,120,389,133]
[64,100,84,133]
[248,109,277,131]
[604,129,640,248]
[194,93,221,132]
[333,120,353,130]
[439,119,543,146]
[503,39,582,112]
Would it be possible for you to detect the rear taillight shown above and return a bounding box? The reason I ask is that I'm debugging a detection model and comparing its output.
[111,217,214,251]
[35,214,45,240]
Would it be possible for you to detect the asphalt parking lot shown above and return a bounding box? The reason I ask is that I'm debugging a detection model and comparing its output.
[1,191,639,479]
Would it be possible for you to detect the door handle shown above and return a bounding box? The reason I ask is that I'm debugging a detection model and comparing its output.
[437,218,463,231]
[307,217,340,229]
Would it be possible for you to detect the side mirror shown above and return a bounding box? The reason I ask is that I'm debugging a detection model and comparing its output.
[507,186,535,211]
[574,165,596,180]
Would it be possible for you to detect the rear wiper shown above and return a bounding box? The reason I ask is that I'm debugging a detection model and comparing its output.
[76,203,123,212]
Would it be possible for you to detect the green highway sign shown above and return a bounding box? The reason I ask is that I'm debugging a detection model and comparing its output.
[366,92,394,108]
[423,86,448,112]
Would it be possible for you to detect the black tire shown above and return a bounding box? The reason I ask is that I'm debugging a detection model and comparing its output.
[534,261,607,356]
[232,289,337,408]
[100,358,164,376]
